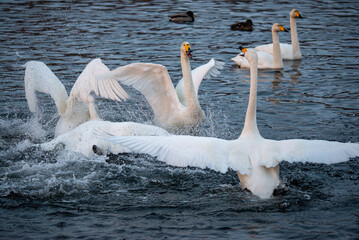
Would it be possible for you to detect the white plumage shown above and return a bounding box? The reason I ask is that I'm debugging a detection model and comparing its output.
[24,59,129,136]
[99,42,224,133]
[99,49,359,199]
[255,9,303,60]
[232,23,288,69]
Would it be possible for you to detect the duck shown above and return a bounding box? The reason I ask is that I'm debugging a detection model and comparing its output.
[230,19,254,31]
[169,11,195,23]
[24,59,129,137]
[255,9,303,60]
[232,23,288,69]
[39,120,169,158]
[99,42,224,133]
[98,48,359,199]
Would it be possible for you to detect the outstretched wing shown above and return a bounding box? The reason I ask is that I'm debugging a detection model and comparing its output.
[98,133,251,174]
[100,63,182,119]
[24,61,69,114]
[261,139,359,168]
[70,58,129,103]
[176,59,224,105]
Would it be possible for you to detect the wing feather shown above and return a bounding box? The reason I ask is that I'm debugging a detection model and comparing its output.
[102,63,182,118]
[261,139,359,168]
[176,59,224,105]
[70,58,129,103]
[23,61,68,115]
[99,134,251,174]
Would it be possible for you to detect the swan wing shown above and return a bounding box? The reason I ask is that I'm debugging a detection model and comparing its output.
[175,59,224,105]
[98,133,251,174]
[101,63,182,118]
[261,139,359,168]
[24,61,68,114]
[255,43,293,59]
[70,58,129,103]
[231,54,249,68]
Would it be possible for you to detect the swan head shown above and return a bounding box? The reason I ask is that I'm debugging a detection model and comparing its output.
[290,9,303,19]
[272,23,288,32]
[242,48,258,64]
[181,42,193,59]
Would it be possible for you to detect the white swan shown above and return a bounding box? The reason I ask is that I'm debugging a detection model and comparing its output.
[98,49,359,199]
[99,42,224,133]
[232,23,288,69]
[255,9,303,60]
[39,120,169,158]
[24,59,129,136]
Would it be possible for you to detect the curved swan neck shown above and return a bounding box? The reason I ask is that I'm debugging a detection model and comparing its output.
[290,16,301,58]
[240,54,260,138]
[181,51,198,109]
[272,30,283,68]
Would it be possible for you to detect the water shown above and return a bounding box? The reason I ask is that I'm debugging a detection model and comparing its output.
[1,0,359,239]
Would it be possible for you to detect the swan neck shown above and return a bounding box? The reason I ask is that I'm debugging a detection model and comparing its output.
[181,52,198,109]
[272,30,283,68]
[240,56,260,138]
[290,17,301,58]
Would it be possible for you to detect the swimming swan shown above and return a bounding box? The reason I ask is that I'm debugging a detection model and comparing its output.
[99,42,224,133]
[39,120,169,158]
[98,49,359,199]
[232,23,288,69]
[255,9,303,60]
[24,59,129,136]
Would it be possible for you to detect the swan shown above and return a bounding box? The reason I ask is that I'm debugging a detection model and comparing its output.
[255,9,303,60]
[230,19,254,31]
[24,59,129,136]
[232,23,288,69]
[99,42,224,133]
[169,11,195,23]
[39,120,169,158]
[98,49,359,199]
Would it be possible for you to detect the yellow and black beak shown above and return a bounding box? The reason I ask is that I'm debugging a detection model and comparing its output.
[279,25,289,32]
[295,11,303,18]
[239,46,247,56]
[185,44,193,59]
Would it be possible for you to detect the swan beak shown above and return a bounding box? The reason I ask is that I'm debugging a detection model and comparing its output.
[296,11,303,18]
[239,46,247,56]
[185,44,193,59]
[279,25,289,32]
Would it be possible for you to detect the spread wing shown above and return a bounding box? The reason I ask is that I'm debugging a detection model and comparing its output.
[261,139,359,168]
[70,58,129,103]
[100,63,182,119]
[24,61,69,115]
[98,133,251,174]
[175,59,224,105]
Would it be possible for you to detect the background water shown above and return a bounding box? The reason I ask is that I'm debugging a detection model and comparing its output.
[1,0,359,239]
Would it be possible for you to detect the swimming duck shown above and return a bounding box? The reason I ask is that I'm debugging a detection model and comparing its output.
[169,11,195,23]
[230,19,254,31]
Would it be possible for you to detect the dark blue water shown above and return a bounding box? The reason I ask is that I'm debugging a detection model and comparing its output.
[1,0,358,239]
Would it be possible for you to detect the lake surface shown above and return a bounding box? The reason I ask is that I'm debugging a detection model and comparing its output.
[0,0,358,239]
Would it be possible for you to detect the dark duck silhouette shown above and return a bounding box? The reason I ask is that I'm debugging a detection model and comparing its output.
[169,11,195,23]
[231,19,254,31]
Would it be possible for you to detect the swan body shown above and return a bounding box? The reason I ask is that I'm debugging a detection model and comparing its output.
[255,9,303,60]
[24,59,129,136]
[232,23,288,69]
[99,49,359,199]
[39,120,169,157]
[101,42,223,133]
[169,11,195,23]
[230,19,254,31]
